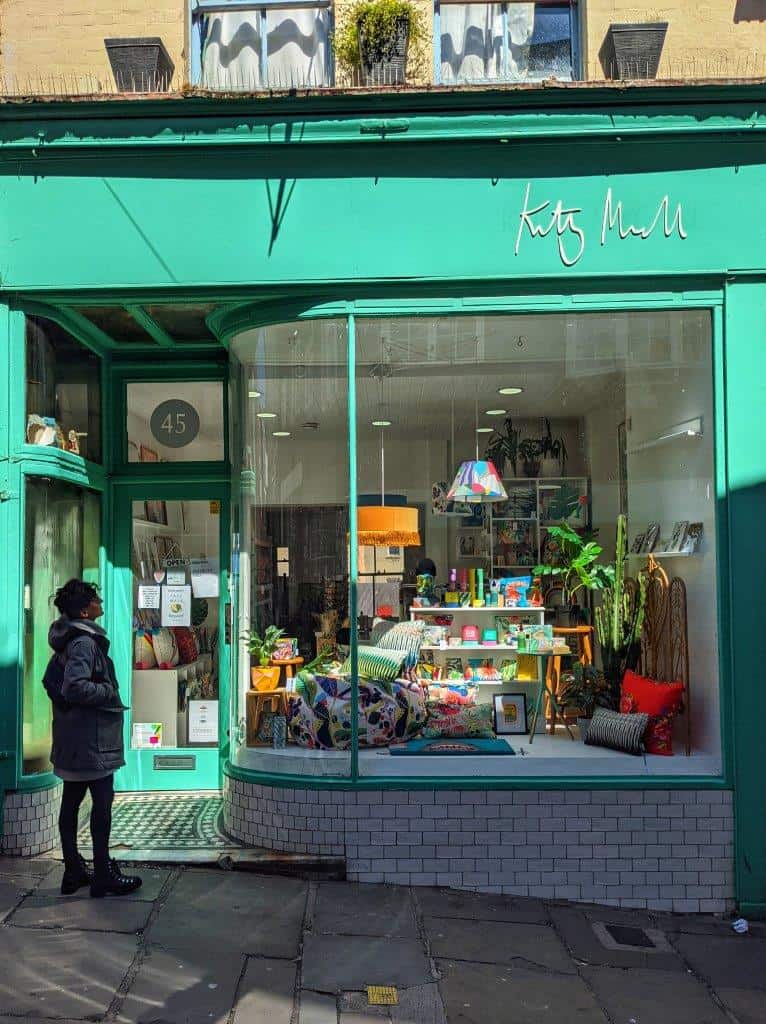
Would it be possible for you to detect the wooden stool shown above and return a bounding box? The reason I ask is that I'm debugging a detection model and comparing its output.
[545,626,594,734]
[246,688,288,746]
[270,656,304,689]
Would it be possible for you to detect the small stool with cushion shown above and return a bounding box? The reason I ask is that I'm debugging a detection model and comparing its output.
[246,688,288,745]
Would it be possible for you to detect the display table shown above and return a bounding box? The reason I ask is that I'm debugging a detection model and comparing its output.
[246,687,288,746]
[270,656,305,691]
[526,648,574,743]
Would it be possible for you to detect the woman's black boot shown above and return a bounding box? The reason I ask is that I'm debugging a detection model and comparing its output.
[61,854,94,895]
[90,859,142,898]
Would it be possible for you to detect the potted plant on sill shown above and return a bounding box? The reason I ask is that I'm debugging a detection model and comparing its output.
[603,21,668,80]
[104,37,175,92]
[559,663,613,737]
[484,416,519,477]
[518,437,543,478]
[540,418,568,477]
[247,625,286,690]
[534,523,608,627]
[332,0,424,86]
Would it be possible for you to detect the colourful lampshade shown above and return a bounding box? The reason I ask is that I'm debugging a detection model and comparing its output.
[357,505,421,546]
[447,460,507,503]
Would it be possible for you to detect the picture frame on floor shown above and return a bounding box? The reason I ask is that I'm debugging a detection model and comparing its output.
[493,692,528,735]
[669,520,689,553]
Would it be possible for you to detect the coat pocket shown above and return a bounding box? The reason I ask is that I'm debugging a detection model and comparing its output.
[96,708,124,753]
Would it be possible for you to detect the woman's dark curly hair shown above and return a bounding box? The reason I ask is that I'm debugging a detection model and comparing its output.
[54,579,101,618]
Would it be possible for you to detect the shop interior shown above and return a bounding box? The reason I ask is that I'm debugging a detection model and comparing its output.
[230,310,721,778]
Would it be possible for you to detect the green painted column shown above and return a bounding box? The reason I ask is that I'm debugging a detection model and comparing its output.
[725,279,766,917]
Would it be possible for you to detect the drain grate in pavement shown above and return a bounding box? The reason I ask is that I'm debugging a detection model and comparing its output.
[367,986,398,1006]
[592,921,673,953]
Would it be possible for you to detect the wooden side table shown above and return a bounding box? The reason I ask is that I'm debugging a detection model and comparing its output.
[527,648,575,743]
[270,656,305,689]
[246,688,288,746]
[545,626,595,734]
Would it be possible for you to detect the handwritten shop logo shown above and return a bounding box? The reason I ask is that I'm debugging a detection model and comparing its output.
[514,183,687,268]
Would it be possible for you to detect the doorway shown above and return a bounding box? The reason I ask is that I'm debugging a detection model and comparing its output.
[115,489,229,793]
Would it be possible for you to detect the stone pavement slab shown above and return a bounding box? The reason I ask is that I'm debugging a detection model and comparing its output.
[0,879,33,923]
[232,957,296,1024]
[314,882,418,938]
[672,933,766,990]
[299,991,338,1023]
[415,888,548,925]
[10,892,153,933]
[118,945,245,1024]
[302,934,432,992]
[436,960,607,1024]
[713,986,766,1024]
[0,858,57,890]
[425,917,575,974]
[582,965,730,1024]
[36,865,171,902]
[150,869,307,958]
[0,926,137,1017]
[549,905,683,971]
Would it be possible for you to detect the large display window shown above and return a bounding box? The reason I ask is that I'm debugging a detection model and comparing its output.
[231,308,720,779]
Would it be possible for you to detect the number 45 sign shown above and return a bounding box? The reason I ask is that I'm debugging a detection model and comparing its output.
[150,399,201,449]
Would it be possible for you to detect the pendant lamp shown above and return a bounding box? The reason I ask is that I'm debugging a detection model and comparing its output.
[447,366,508,504]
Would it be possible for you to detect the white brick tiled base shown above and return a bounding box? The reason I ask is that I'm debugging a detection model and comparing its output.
[223,775,736,913]
[1,783,61,857]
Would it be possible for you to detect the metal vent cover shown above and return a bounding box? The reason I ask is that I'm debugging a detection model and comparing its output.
[153,755,196,771]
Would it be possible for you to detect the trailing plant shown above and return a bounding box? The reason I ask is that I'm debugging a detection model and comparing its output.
[246,625,286,667]
[594,514,648,706]
[559,663,612,719]
[485,416,518,476]
[534,523,609,607]
[332,0,424,70]
[540,417,568,471]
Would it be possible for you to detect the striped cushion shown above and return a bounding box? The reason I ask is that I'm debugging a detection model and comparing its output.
[342,646,408,681]
[375,620,425,674]
[584,708,649,756]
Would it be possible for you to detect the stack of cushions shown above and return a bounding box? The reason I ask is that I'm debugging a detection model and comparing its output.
[172,627,199,665]
[620,669,685,755]
[287,671,427,750]
[133,626,200,669]
[341,645,409,681]
[374,619,426,679]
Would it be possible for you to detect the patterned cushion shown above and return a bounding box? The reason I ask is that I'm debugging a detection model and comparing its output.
[287,672,426,750]
[151,628,179,669]
[621,670,685,756]
[422,700,495,739]
[134,629,157,669]
[375,620,426,677]
[341,645,408,681]
[584,708,649,755]
[172,627,199,665]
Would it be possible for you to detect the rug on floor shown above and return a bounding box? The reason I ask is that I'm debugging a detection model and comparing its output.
[389,738,515,756]
[77,791,240,850]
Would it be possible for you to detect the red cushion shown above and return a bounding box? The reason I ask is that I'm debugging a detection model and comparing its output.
[621,670,684,717]
[172,627,199,665]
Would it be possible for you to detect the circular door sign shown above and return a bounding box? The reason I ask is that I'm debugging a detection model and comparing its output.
[150,399,200,448]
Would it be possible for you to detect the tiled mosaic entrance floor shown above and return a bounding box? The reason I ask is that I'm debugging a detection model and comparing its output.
[77,791,241,852]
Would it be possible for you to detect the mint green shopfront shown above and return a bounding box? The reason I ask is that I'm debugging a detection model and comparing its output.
[0,82,764,916]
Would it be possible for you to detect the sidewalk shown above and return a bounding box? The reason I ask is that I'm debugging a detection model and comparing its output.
[0,856,763,1024]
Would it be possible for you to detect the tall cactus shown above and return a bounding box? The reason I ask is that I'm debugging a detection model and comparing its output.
[595,514,647,705]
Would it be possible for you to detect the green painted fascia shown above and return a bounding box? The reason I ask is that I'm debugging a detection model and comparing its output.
[12,449,107,490]
[223,761,733,793]
[12,300,117,354]
[125,306,175,348]
[5,84,766,150]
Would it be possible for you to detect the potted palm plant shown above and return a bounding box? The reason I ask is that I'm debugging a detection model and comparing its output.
[534,523,609,626]
[485,416,518,477]
[332,0,424,86]
[247,626,286,690]
[540,418,568,477]
[559,663,613,736]
[518,437,543,478]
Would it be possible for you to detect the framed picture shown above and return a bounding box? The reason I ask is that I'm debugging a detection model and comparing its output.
[493,693,528,735]
[387,545,402,557]
[630,532,646,554]
[642,522,660,553]
[617,421,629,517]
[669,520,689,553]
[681,522,703,554]
[139,445,159,463]
[457,532,478,558]
[144,500,168,526]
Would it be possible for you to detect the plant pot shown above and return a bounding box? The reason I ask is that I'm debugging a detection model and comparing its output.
[105,37,175,92]
[555,606,573,628]
[522,459,540,478]
[577,717,591,740]
[359,18,408,86]
[605,23,668,80]
[540,456,561,478]
[251,665,282,691]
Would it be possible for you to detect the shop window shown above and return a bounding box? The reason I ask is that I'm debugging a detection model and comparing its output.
[126,380,225,463]
[22,479,101,775]
[194,1,332,90]
[229,319,350,775]
[437,1,575,84]
[26,315,102,462]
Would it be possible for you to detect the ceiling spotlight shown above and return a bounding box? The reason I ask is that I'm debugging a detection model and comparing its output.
[248,389,262,399]
[498,386,524,396]
[476,427,494,434]
[272,431,291,437]
[256,412,277,419]
[485,409,507,416]
[372,419,392,427]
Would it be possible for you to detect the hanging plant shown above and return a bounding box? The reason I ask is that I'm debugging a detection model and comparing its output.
[332,0,424,85]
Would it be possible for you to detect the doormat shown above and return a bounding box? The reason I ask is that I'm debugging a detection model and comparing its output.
[389,739,515,756]
[77,791,240,851]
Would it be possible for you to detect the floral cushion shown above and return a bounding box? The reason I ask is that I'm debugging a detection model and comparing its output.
[422,700,495,739]
[621,670,685,756]
[287,671,426,750]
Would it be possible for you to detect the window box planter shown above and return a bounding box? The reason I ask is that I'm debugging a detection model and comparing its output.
[605,23,668,80]
[105,37,175,92]
[359,17,408,86]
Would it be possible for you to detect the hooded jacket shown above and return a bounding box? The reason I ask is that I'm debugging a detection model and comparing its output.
[42,617,127,774]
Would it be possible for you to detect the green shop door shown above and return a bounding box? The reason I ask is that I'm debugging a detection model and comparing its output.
[113,487,229,792]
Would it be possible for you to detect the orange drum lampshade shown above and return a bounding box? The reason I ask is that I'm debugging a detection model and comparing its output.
[357,505,420,546]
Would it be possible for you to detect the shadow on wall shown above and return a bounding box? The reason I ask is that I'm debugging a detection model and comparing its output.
[735,1,766,22]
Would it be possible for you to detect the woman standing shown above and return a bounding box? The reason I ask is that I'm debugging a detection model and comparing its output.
[43,579,142,898]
